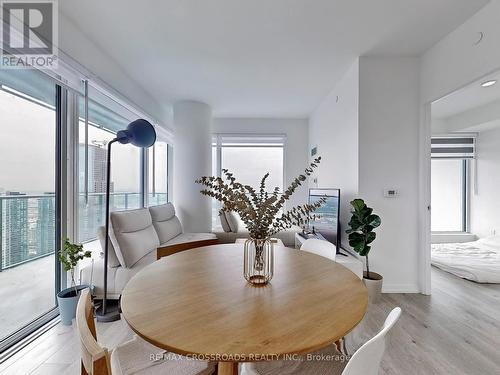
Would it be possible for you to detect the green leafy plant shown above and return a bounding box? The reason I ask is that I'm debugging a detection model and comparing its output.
[196,157,326,239]
[58,238,92,295]
[346,199,381,280]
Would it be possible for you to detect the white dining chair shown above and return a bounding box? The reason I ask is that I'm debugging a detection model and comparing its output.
[300,238,336,261]
[76,289,215,375]
[241,307,402,375]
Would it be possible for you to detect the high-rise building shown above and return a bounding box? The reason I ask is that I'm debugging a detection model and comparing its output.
[36,196,55,258]
[1,193,28,267]
[78,143,112,242]
[90,144,111,193]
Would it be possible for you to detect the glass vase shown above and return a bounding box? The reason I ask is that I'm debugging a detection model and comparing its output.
[244,238,274,285]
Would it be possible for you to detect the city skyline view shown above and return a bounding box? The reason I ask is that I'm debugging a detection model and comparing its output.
[0,89,143,196]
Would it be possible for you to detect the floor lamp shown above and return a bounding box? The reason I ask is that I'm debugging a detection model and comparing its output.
[95,119,157,322]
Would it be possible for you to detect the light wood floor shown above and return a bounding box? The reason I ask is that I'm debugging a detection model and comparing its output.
[0,267,499,375]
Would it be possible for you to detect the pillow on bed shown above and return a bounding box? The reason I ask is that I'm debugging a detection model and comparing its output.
[478,235,500,248]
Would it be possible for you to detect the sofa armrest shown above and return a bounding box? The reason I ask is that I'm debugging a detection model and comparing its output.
[157,238,219,260]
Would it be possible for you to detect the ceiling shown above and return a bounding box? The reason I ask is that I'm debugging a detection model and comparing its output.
[60,0,489,118]
[432,72,500,119]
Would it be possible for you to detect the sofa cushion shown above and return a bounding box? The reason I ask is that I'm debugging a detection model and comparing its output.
[97,226,120,268]
[110,208,160,268]
[80,251,157,299]
[162,232,217,246]
[149,202,176,221]
[225,211,239,233]
[219,211,231,233]
[213,225,301,248]
[149,203,183,244]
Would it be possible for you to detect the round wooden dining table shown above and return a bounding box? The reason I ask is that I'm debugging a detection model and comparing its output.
[121,244,368,375]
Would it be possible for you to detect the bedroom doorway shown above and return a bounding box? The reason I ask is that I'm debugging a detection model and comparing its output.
[429,72,500,286]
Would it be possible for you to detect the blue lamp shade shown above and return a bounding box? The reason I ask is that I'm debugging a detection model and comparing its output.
[116,119,157,148]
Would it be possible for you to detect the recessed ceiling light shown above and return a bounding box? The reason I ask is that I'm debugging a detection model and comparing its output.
[481,80,497,88]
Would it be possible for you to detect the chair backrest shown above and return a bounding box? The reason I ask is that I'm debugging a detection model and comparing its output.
[149,203,183,244]
[300,239,336,261]
[342,307,402,375]
[76,289,111,375]
[110,208,160,268]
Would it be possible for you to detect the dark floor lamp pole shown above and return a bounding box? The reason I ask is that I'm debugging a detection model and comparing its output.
[95,119,156,322]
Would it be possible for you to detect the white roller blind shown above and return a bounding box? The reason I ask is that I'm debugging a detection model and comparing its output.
[431,134,476,159]
[213,134,286,147]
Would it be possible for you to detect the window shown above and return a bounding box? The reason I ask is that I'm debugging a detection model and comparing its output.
[148,141,169,206]
[0,69,60,350]
[0,69,172,352]
[77,98,142,243]
[431,159,469,232]
[211,134,285,228]
[0,66,170,353]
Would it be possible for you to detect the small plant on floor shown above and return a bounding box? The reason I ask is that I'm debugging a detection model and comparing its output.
[59,238,92,296]
[346,199,381,280]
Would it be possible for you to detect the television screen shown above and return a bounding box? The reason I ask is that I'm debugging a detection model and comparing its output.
[309,188,340,249]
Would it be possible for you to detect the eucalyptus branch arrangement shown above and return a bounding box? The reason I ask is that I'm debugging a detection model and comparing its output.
[59,238,92,295]
[196,157,326,239]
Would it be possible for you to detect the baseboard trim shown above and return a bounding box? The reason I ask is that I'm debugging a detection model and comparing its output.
[382,284,420,293]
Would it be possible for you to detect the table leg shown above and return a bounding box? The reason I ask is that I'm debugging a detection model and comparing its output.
[217,362,238,375]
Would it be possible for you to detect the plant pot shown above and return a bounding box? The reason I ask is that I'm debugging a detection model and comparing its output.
[363,272,383,304]
[57,285,89,325]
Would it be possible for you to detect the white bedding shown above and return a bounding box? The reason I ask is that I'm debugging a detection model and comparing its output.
[431,236,500,283]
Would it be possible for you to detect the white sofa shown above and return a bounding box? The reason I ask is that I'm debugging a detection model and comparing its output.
[80,203,216,299]
[213,211,300,247]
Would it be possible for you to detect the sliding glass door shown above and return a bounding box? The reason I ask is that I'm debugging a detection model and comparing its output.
[0,69,171,354]
[77,97,142,244]
[0,70,60,350]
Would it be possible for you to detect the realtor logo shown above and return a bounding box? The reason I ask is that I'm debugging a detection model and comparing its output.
[1,0,58,68]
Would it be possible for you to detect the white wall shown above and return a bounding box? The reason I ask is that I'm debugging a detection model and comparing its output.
[470,127,500,238]
[212,118,309,210]
[173,101,212,233]
[359,57,421,293]
[308,60,359,245]
[420,0,500,293]
[308,57,421,293]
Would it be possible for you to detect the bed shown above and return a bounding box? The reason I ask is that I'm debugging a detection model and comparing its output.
[431,236,500,283]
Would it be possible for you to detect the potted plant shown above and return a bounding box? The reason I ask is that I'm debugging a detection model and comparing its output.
[196,157,326,286]
[57,238,92,325]
[346,199,383,303]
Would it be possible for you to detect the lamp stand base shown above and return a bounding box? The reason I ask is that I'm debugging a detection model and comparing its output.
[94,299,121,322]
